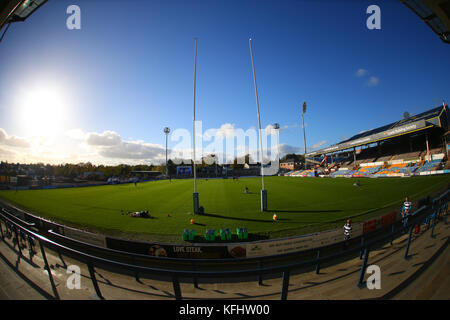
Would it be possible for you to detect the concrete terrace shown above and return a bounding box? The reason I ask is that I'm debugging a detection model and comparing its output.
[0,219,449,300]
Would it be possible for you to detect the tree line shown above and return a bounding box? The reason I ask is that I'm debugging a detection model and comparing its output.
[0,153,302,179]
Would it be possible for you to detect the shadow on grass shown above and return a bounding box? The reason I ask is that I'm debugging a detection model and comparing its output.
[200,212,283,223]
[267,209,343,214]
[193,222,206,226]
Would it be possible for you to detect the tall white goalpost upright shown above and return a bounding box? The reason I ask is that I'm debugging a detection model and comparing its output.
[249,38,267,212]
[192,38,200,214]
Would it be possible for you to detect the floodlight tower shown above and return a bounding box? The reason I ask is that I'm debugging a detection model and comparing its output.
[163,127,170,176]
[249,37,267,212]
[302,102,307,170]
[192,38,199,214]
[273,123,280,167]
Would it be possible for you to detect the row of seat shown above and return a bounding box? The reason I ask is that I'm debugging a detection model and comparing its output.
[305,158,445,178]
[285,170,315,177]
[374,163,410,176]
[414,159,442,173]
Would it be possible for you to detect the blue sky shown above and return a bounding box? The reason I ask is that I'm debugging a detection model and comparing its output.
[0,0,449,165]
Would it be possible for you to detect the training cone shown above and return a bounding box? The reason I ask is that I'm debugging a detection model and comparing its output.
[190,218,195,225]
[273,214,277,221]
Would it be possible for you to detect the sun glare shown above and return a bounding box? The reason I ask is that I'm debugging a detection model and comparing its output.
[18,86,68,138]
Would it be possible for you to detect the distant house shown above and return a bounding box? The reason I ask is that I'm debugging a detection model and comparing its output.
[280,159,301,171]
[13,175,33,186]
[243,163,260,170]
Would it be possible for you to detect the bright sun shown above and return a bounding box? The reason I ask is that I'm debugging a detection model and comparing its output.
[18,86,68,138]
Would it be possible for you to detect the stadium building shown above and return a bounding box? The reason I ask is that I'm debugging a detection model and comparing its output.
[401,0,450,44]
[280,159,302,171]
[286,103,450,178]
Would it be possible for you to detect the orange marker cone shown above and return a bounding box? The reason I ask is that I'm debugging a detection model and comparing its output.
[273,214,277,221]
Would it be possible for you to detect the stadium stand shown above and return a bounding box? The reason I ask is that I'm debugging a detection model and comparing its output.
[291,103,450,179]
[445,160,450,170]
[415,159,444,174]
[394,151,423,161]
[355,165,382,177]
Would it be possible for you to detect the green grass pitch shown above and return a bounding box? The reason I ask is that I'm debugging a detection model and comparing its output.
[0,175,448,242]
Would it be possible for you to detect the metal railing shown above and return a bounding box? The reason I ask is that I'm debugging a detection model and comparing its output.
[0,189,448,300]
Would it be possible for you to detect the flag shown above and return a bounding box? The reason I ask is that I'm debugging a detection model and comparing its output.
[320,155,327,166]
[302,102,307,114]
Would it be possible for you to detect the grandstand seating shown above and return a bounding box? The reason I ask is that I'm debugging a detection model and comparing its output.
[298,153,447,178]
[374,163,411,176]
[292,154,450,178]
[299,170,315,177]
[285,169,320,177]
[285,170,301,177]
[415,159,443,174]
[445,161,450,170]
[289,135,448,179]
[291,156,447,178]
[330,168,354,177]
[301,104,448,178]
[354,165,381,177]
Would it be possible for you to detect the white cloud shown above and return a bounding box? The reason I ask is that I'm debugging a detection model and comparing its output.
[86,130,122,146]
[0,125,327,166]
[0,147,16,158]
[65,128,87,140]
[215,123,237,138]
[312,140,327,149]
[0,128,30,148]
[81,130,167,161]
[278,144,302,156]
[355,69,379,87]
[264,124,290,134]
[0,127,168,165]
[367,76,379,87]
[283,123,297,131]
[98,141,165,160]
[355,68,368,77]
[265,124,276,134]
